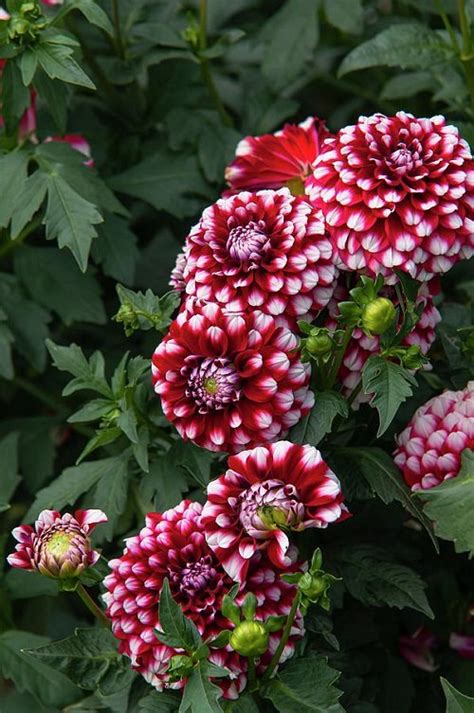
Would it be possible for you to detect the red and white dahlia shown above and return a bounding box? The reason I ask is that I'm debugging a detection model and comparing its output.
[325,279,441,404]
[182,188,337,326]
[151,302,313,453]
[7,509,107,578]
[103,500,303,699]
[394,382,474,490]
[169,248,188,292]
[201,440,347,582]
[307,112,474,282]
[225,116,331,194]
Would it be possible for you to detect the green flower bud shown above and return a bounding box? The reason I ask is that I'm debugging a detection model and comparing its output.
[361,297,396,335]
[306,333,333,357]
[298,571,328,600]
[229,621,269,657]
[168,654,195,682]
[9,17,30,35]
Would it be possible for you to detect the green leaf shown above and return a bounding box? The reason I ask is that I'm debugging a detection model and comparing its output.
[0,315,14,380]
[228,694,260,713]
[109,150,210,219]
[381,71,434,99]
[263,656,344,713]
[158,579,202,652]
[362,356,417,436]
[262,0,319,91]
[198,121,240,183]
[323,0,363,34]
[441,678,474,713]
[332,447,438,550]
[0,630,79,708]
[5,569,59,599]
[291,391,348,445]
[0,151,29,228]
[91,454,129,542]
[33,40,96,89]
[63,0,113,35]
[92,214,138,286]
[339,23,452,76]
[115,284,179,335]
[10,169,49,239]
[139,690,181,712]
[44,172,103,272]
[1,60,30,134]
[334,545,433,617]
[25,628,133,696]
[25,455,124,521]
[15,247,106,325]
[46,340,113,398]
[77,426,122,463]
[416,449,474,555]
[179,660,224,713]
[33,69,70,133]
[68,399,114,423]
[140,447,189,512]
[18,49,38,86]
[0,432,21,509]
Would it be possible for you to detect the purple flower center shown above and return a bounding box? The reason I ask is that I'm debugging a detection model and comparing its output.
[226,222,270,264]
[238,479,305,539]
[177,555,218,596]
[383,138,423,179]
[183,357,241,414]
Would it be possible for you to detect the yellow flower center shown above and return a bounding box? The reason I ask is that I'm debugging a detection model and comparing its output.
[46,532,74,557]
[203,377,218,394]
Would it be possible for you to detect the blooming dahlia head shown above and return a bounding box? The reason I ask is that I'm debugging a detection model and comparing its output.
[7,509,107,579]
[202,440,347,582]
[151,302,314,453]
[324,279,441,406]
[394,382,474,490]
[225,117,332,194]
[169,249,188,292]
[308,112,474,282]
[182,189,337,327]
[103,500,303,699]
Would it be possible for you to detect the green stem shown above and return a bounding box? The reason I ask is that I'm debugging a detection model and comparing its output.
[247,656,257,692]
[197,0,233,126]
[0,215,43,260]
[111,0,126,59]
[457,0,474,108]
[458,0,471,54]
[327,326,353,390]
[262,594,300,682]
[435,0,460,52]
[76,584,111,628]
[347,381,362,408]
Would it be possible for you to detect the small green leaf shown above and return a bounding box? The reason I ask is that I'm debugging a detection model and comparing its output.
[323,0,363,34]
[33,40,96,89]
[291,391,348,445]
[179,660,224,713]
[18,49,38,86]
[441,678,474,713]
[362,355,417,436]
[46,340,113,398]
[157,579,202,652]
[416,449,474,555]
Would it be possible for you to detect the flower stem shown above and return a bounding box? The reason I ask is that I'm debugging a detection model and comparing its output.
[262,593,300,682]
[76,584,111,628]
[247,656,257,692]
[327,326,353,390]
[197,0,233,126]
[435,0,460,52]
[457,0,474,110]
[111,0,126,60]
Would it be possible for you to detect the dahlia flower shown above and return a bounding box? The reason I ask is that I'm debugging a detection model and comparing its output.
[44,134,94,166]
[201,440,346,582]
[394,382,474,490]
[325,279,441,404]
[7,509,107,579]
[307,112,474,282]
[225,116,331,194]
[169,249,188,292]
[399,627,439,672]
[181,188,337,327]
[151,301,313,453]
[103,500,303,699]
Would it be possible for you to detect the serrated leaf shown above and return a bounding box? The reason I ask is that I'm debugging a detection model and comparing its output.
[362,356,417,436]
[158,579,202,652]
[25,456,124,521]
[44,173,103,271]
[334,545,433,617]
[64,0,113,35]
[416,449,474,555]
[179,660,224,713]
[46,340,112,398]
[339,23,452,76]
[33,40,95,89]
[441,678,474,713]
[15,247,105,325]
[1,60,30,134]
[0,151,29,228]
[109,150,210,219]
[10,169,49,238]
[68,399,113,423]
[263,656,344,713]
[291,391,348,446]
[323,0,363,34]
[92,214,138,285]
[25,628,133,696]
[91,454,129,542]
[140,447,189,511]
[33,68,70,133]
[77,426,122,463]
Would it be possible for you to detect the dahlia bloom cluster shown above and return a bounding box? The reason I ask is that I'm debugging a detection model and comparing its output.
[394,382,474,490]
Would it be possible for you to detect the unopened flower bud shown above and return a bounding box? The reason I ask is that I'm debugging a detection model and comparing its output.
[361,297,396,335]
[168,654,195,681]
[306,333,333,357]
[9,17,30,35]
[230,620,269,657]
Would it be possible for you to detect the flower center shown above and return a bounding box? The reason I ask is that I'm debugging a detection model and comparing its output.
[183,357,241,413]
[238,479,305,538]
[178,556,218,596]
[226,222,269,264]
[44,532,75,558]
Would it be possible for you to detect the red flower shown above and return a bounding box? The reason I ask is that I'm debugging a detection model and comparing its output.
[169,249,188,292]
[399,627,439,672]
[449,633,474,660]
[324,279,441,406]
[152,302,313,453]
[201,440,347,582]
[394,382,474,490]
[225,117,331,194]
[7,509,107,578]
[182,189,337,327]
[103,500,303,699]
[307,112,474,282]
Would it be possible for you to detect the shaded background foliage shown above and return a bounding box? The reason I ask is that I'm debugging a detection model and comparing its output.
[0,0,473,711]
